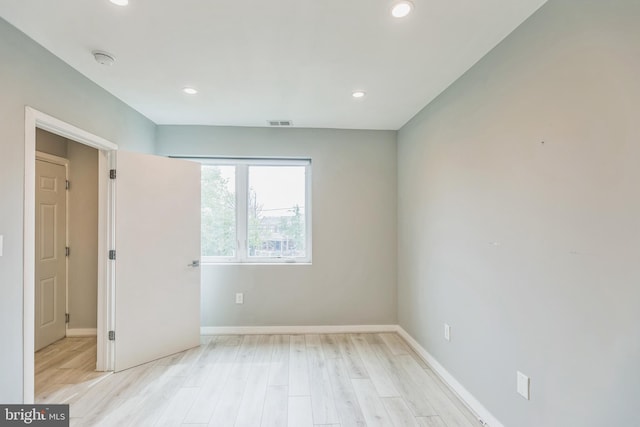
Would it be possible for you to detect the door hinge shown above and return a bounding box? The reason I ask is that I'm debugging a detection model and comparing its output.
[65,180,70,190]
[110,169,116,179]
[65,246,70,257]
[109,250,116,260]
[108,331,115,341]
[65,313,70,324]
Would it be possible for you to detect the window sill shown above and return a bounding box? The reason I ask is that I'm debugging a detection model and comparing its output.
[201,262,312,266]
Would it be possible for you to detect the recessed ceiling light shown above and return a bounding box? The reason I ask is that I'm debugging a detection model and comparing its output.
[183,87,198,95]
[352,90,366,99]
[391,0,414,18]
[110,0,129,6]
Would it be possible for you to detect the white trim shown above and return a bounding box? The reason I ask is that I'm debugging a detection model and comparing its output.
[65,328,98,337]
[305,161,312,262]
[35,151,69,166]
[200,324,398,335]
[24,107,117,404]
[97,150,117,373]
[193,157,311,167]
[396,326,504,427]
[23,108,36,404]
[31,109,117,151]
[236,164,248,260]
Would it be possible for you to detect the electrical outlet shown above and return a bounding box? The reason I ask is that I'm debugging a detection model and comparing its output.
[517,371,530,400]
[444,323,451,341]
[235,293,244,304]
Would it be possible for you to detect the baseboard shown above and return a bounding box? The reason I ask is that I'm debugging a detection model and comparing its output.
[66,328,97,337]
[396,326,504,427]
[200,324,398,335]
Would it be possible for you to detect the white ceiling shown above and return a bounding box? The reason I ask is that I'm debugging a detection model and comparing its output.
[0,0,547,130]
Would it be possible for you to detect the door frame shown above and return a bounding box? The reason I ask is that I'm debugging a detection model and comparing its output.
[23,107,118,403]
[34,152,70,348]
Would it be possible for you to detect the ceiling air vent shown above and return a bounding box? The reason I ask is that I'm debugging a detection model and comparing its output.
[268,120,293,127]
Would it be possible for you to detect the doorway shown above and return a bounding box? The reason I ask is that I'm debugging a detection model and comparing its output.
[34,129,102,401]
[23,107,118,403]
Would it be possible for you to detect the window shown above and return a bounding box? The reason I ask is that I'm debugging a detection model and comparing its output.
[200,158,311,263]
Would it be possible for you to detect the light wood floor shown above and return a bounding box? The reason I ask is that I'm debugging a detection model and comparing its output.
[35,337,111,403]
[35,333,480,427]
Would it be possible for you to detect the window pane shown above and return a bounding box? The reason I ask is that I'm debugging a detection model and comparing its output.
[248,166,306,258]
[201,165,236,257]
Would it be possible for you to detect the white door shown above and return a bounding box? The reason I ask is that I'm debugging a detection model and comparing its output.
[114,151,201,372]
[35,159,67,351]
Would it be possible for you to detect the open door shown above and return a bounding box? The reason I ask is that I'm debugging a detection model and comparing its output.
[114,151,201,372]
[35,158,67,351]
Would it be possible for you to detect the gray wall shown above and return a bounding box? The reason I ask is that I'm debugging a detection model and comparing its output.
[67,141,99,330]
[156,126,397,327]
[397,1,640,426]
[0,17,155,402]
[35,129,67,158]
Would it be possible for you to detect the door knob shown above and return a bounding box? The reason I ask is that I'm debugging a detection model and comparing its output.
[187,260,200,267]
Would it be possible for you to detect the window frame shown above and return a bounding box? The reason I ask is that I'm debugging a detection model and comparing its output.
[197,157,312,265]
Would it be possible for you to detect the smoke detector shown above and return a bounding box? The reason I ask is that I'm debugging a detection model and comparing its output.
[92,50,116,66]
